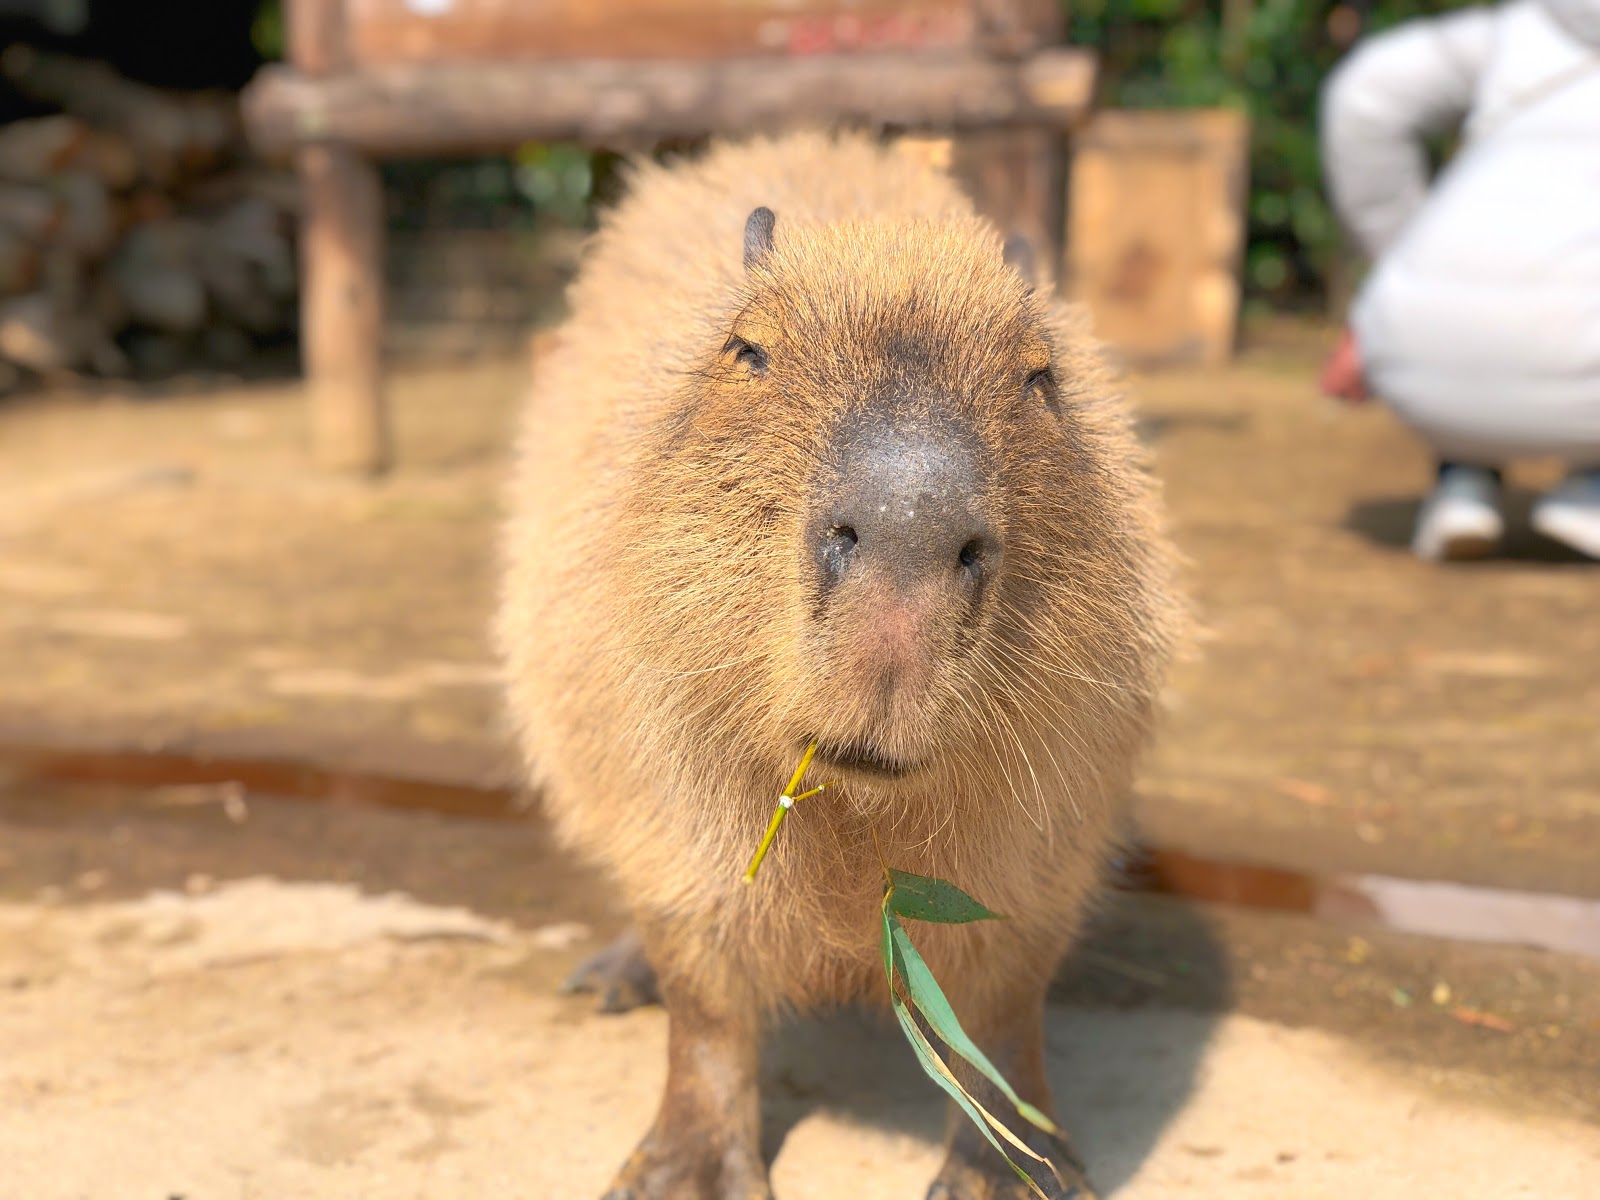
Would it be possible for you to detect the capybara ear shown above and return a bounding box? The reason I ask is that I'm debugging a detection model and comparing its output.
[743,206,777,271]
[1002,232,1037,291]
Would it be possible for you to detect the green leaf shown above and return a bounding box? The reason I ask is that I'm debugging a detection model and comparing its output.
[881,904,1049,1198]
[882,899,897,990]
[886,869,1004,925]
[885,911,1060,1137]
[889,995,1050,1200]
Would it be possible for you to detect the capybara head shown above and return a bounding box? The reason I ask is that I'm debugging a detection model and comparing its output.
[611,206,1165,811]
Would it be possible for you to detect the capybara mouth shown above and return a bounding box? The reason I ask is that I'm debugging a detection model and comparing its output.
[809,738,923,780]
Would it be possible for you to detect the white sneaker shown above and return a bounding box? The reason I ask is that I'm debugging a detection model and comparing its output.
[1412,467,1504,561]
[1531,471,1600,559]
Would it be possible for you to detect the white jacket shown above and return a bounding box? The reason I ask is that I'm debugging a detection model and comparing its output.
[1322,0,1600,464]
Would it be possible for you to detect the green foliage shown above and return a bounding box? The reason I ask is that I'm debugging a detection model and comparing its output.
[742,751,1065,1192]
[885,868,1004,924]
[888,982,1049,1196]
[883,903,1056,1131]
[1065,0,1480,306]
[252,0,283,61]
[881,872,1062,1197]
[513,143,597,228]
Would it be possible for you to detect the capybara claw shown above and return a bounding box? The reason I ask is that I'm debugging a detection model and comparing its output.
[562,928,659,1014]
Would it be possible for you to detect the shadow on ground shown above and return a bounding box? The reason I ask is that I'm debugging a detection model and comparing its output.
[6,775,1600,1199]
[1345,489,1593,564]
[759,896,1229,1195]
[1134,411,1250,445]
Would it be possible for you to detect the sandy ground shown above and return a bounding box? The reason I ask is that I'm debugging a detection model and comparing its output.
[0,328,1595,896]
[0,325,1597,1196]
[4,872,1598,1200]
[2,780,1598,1199]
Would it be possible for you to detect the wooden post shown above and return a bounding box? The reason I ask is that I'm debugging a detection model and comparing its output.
[949,127,1066,292]
[919,2,1070,291]
[289,0,389,474]
[300,144,387,472]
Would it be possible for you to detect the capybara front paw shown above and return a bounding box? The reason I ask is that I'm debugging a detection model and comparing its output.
[926,1139,1099,1200]
[562,928,660,1014]
[925,1176,1098,1200]
[601,1131,771,1200]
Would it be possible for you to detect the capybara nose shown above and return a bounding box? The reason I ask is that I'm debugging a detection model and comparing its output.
[818,422,997,592]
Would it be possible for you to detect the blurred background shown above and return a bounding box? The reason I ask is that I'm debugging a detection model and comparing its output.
[0,0,1469,392]
[0,3,1596,1198]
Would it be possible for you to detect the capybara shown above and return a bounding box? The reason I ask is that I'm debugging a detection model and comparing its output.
[497,131,1184,1200]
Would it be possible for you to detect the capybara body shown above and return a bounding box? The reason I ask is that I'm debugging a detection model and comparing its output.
[497,131,1183,1199]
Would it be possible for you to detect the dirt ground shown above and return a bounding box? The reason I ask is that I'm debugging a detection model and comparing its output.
[2,778,1598,1199]
[0,325,1595,892]
[1,327,1598,1196]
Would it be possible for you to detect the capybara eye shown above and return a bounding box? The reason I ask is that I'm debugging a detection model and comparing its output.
[1026,368,1059,414]
[728,336,769,375]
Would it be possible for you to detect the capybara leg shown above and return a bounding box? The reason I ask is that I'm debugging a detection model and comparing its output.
[924,994,1098,1200]
[563,928,661,1014]
[602,977,770,1200]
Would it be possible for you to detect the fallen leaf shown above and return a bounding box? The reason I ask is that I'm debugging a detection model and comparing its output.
[1450,1006,1515,1034]
[1275,777,1331,806]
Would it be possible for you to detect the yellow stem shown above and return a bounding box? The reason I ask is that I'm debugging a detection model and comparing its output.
[789,782,837,804]
[741,741,833,884]
[870,821,894,895]
[782,741,818,799]
[742,804,790,884]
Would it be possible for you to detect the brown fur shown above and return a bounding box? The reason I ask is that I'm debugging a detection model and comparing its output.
[497,131,1186,1197]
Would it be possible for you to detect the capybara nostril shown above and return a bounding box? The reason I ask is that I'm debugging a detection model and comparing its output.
[958,537,989,581]
[820,525,859,582]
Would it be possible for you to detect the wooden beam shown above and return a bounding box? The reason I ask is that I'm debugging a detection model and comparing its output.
[342,0,984,66]
[242,48,1097,158]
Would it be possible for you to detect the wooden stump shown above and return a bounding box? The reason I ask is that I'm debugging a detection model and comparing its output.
[299,144,387,474]
[1066,109,1251,367]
